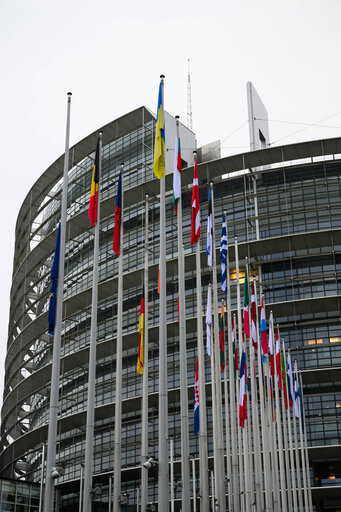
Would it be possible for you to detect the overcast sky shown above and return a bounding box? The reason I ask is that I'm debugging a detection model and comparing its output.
[1,0,341,405]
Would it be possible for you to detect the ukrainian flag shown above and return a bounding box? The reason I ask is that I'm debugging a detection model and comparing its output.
[153,80,165,179]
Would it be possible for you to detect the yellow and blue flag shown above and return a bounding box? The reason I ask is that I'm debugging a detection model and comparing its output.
[48,223,61,335]
[153,80,165,179]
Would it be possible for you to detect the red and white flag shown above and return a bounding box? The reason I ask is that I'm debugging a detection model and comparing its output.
[191,161,200,244]
[251,281,257,351]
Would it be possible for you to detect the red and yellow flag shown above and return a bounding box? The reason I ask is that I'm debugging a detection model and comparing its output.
[137,295,145,374]
[88,136,100,227]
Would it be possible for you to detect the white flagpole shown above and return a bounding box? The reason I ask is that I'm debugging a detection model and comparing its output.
[234,236,245,512]
[170,438,175,512]
[108,476,112,512]
[210,182,226,512]
[253,279,270,511]
[79,464,84,512]
[272,320,288,511]
[222,298,232,510]
[296,365,309,510]
[83,131,102,512]
[192,458,197,512]
[300,373,313,512]
[113,164,125,512]
[140,194,149,512]
[285,347,298,512]
[43,92,72,512]
[210,471,215,512]
[280,339,293,512]
[158,75,169,511]
[225,223,239,512]
[175,117,191,512]
[193,152,209,512]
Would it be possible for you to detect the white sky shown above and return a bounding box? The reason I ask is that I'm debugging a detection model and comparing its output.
[1,0,341,405]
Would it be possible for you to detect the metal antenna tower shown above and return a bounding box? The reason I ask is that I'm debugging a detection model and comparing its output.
[187,59,193,131]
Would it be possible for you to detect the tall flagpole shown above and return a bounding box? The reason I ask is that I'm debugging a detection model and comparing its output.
[300,373,313,512]
[113,164,125,512]
[296,365,309,510]
[192,152,209,512]
[43,92,72,512]
[175,117,191,512]
[272,321,287,511]
[140,194,149,512]
[83,131,102,512]
[210,182,226,512]
[292,355,304,511]
[225,219,239,512]
[158,75,169,511]
[284,345,298,512]
[280,339,293,512]
[222,298,232,510]
[234,236,245,512]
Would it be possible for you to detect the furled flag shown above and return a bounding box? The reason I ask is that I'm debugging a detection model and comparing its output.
[48,223,61,335]
[275,327,282,389]
[113,170,122,255]
[137,294,145,374]
[206,187,213,267]
[232,316,238,379]
[157,261,160,295]
[287,351,294,408]
[251,281,257,351]
[269,312,275,377]
[219,304,225,371]
[260,297,268,361]
[191,160,200,244]
[298,370,305,433]
[88,136,100,227]
[294,361,299,419]
[206,286,212,356]
[243,265,250,338]
[239,341,247,428]
[194,358,200,435]
[281,350,288,409]
[172,134,181,214]
[153,79,165,179]
[220,213,227,294]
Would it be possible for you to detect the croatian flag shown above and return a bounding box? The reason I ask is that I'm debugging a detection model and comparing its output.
[194,358,199,435]
[260,297,268,361]
[275,327,281,389]
[239,342,247,428]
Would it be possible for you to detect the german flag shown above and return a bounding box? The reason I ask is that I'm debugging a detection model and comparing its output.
[88,136,100,227]
[137,294,145,374]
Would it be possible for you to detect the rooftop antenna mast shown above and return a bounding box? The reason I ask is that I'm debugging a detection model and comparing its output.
[187,59,193,131]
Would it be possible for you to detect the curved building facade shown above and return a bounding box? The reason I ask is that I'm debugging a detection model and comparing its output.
[1,106,341,511]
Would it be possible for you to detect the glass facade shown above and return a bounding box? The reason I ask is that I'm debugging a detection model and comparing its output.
[1,108,341,510]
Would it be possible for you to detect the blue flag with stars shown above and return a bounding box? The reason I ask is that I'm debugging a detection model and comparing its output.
[48,224,61,335]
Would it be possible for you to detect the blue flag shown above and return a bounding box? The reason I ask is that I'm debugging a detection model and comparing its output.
[48,224,61,335]
[194,358,199,435]
[206,187,213,266]
[220,213,227,294]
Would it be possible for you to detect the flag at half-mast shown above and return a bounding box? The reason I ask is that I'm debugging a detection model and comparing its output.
[48,223,61,335]
[206,286,212,356]
[219,304,225,371]
[251,280,257,350]
[137,293,145,374]
[172,133,181,214]
[232,316,238,379]
[287,350,294,408]
[260,297,268,360]
[220,213,227,294]
[153,79,165,179]
[239,340,247,428]
[191,160,200,244]
[88,136,100,227]
[243,265,250,338]
[113,170,122,255]
[206,187,213,266]
[194,358,199,435]
[275,327,282,389]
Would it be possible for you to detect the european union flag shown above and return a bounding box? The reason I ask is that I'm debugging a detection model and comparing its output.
[48,224,61,335]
